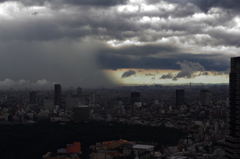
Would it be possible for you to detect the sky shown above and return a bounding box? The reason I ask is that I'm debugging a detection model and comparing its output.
[0,0,239,88]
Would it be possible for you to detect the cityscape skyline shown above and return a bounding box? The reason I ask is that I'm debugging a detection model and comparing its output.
[1,0,239,158]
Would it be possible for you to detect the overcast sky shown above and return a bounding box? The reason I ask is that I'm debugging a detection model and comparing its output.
[0,0,239,88]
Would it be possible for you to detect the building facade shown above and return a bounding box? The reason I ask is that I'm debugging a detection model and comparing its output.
[225,57,240,159]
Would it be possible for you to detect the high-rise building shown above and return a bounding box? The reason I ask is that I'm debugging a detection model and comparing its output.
[200,90,210,105]
[225,57,240,159]
[176,90,184,106]
[77,87,82,98]
[54,84,61,106]
[131,92,140,105]
[29,91,36,104]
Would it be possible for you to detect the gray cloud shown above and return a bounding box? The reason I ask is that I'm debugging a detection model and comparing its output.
[145,73,156,76]
[97,44,231,72]
[0,78,55,89]
[0,0,236,86]
[151,77,155,81]
[192,0,240,12]
[146,0,240,12]
[32,12,39,15]
[173,61,205,80]
[121,70,136,78]
[198,72,209,76]
[0,0,128,7]
[160,73,173,79]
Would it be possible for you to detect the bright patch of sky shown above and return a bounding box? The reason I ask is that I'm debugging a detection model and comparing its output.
[105,69,228,85]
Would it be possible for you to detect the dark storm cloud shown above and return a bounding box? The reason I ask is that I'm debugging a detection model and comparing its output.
[146,0,240,12]
[0,0,237,48]
[0,39,115,88]
[192,0,240,12]
[0,0,236,86]
[0,0,128,7]
[121,70,136,78]
[198,72,209,76]
[97,44,231,72]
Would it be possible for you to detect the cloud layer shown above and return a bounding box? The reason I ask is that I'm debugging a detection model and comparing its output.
[121,70,136,78]
[0,78,55,89]
[0,0,238,87]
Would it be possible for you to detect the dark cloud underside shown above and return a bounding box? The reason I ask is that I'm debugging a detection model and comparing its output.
[121,70,136,78]
[97,44,230,71]
[0,0,128,7]
[146,0,240,12]
[0,0,236,87]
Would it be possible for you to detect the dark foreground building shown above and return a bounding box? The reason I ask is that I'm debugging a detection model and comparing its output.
[74,106,90,122]
[225,57,240,159]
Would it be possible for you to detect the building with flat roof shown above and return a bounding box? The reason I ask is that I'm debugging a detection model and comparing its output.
[225,56,240,159]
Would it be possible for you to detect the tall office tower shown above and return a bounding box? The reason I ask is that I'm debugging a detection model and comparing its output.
[225,57,240,159]
[29,91,36,104]
[77,87,82,98]
[176,90,184,106]
[54,84,61,106]
[131,92,140,105]
[200,90,210,105]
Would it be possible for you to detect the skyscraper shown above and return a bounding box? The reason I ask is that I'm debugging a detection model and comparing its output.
[225,57,240,159]
[54,84,61,106]
[131,92,140,105]
[200,90,210,105]
[176,90,184,106]
[29,91,36,104]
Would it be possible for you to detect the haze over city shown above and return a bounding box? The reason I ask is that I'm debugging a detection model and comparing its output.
[0,0,239,88]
